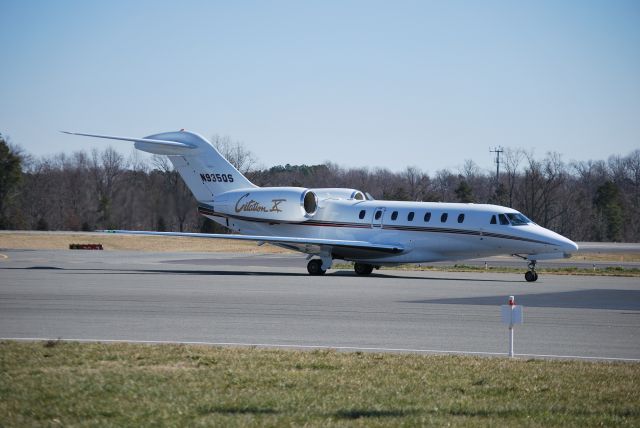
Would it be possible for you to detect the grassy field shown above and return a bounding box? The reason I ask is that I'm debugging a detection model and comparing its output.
[1,341,638,427]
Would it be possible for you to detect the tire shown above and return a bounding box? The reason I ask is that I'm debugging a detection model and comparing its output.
[525,271,537,282]
[307,259,326,276]
[354,263,374,276]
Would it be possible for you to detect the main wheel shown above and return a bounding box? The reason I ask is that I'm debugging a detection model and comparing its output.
[307,259,326,276]
[354,263,374,276]
[524,271,537,282]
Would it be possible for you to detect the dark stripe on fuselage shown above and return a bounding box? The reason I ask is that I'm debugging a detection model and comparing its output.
[197,206,553,246]
[381,224,551,245]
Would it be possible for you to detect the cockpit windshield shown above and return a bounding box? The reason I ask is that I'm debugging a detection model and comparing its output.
[505,213,531,226]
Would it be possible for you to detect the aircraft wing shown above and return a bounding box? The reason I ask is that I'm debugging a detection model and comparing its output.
[99,230,404,257]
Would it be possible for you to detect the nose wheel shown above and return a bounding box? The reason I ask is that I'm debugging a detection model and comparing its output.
[525,260,538,282]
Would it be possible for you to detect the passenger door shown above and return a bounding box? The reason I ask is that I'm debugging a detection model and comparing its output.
[372,208,385,228]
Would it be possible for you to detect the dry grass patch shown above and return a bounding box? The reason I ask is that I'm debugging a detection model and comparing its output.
[574,252,640,262]
[0,231,291,253]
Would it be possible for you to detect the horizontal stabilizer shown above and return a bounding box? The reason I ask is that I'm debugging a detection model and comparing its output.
[60,131,196,149]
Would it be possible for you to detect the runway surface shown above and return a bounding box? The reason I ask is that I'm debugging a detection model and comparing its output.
[1,249,639,361]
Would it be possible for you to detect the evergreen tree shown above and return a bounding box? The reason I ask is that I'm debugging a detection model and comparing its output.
[594,181,623,241]
[455,178,474,203]
[0,134,23,229]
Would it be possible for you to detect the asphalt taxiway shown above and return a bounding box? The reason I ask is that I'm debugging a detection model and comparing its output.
[1,249,638,361]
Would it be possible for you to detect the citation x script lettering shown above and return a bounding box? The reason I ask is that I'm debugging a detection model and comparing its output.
[235,193,286,214]
[63,130,578,281]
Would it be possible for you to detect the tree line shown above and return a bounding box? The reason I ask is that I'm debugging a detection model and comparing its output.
[1,132,638,242]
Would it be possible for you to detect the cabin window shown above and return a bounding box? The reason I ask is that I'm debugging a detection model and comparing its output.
[490,215,496,224]
[458,213,465,223]
[424,212,431,222]
[359,210,366,220]
[375,210,383,220]
[391,211,398,221]
[499,214,510,225]
[408,212,415,221]
[441,213,448,223]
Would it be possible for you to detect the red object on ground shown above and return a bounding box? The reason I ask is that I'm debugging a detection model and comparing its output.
[69,244,103,250]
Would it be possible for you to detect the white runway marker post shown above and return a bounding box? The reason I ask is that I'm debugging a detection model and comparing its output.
[501,295,523,358]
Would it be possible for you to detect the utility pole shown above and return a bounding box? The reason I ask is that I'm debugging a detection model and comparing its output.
[490,146,504,184]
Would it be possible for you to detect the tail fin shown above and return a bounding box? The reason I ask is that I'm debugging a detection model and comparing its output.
[62,130,256,202]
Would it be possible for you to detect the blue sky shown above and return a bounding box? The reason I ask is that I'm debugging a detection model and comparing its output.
[1,0,638,172]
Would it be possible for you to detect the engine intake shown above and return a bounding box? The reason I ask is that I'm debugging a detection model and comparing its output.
[303,190,318,215]
[311,188,366,201]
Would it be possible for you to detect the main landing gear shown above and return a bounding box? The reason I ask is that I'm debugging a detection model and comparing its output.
[354,263,374,276]
[306,258,378,277]
[525,260,539,282]
[307,259,326,276]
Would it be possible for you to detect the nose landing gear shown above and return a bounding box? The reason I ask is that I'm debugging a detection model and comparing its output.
[525,260,538,282]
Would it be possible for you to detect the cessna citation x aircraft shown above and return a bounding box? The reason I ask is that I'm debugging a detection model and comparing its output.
[64,130,578,281]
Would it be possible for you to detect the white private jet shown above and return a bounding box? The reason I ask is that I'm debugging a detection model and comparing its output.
[64,130,578,281]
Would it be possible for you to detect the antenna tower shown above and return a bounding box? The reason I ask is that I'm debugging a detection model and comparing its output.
[490,146,504,183]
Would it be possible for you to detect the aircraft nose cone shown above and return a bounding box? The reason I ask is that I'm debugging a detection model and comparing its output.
[560,237,579,253]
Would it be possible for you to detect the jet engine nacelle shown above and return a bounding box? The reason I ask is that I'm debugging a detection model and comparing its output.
[214,187,319,222]
[311,188,366,202]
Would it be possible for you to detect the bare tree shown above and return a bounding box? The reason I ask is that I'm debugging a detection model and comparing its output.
[503,148,524,207]
[519,151,568,229]
[150,156,197,231]
[59,151,92,230]
[625,150,640,211]
[211,134,257,174]
[403,166,428,201]
[433,169,457,202]
[90,147,126,228]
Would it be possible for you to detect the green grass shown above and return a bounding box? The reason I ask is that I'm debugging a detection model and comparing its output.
[333,263,640,277]
[1,341,639,426]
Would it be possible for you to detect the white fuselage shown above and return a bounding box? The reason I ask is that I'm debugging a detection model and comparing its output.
[201,194,578,264]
